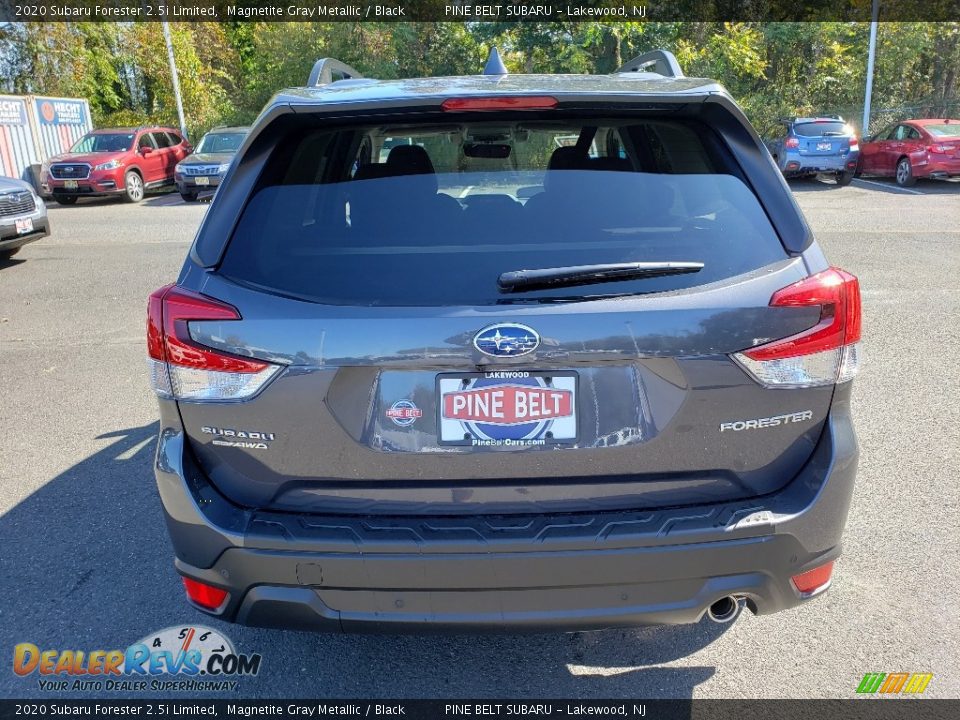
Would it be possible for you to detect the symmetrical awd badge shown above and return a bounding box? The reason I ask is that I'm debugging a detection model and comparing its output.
[473,323,540,358]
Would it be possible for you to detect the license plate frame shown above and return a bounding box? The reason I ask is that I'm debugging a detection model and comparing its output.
[63,180,78,190]
[816,142,833,151]
[15,217,33,235]
[436,370,578,447]
[194,176,210,186]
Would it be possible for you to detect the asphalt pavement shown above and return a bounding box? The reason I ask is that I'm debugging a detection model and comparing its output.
[1,178,958,699]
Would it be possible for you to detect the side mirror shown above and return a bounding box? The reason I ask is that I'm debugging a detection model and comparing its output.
[140,146,153,155]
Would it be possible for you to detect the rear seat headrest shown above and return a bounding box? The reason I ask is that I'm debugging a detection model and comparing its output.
[386,145,436,176]
[352,163,393,182]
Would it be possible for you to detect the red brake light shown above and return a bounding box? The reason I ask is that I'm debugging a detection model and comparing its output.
[785,137,800,149]
[927,144,951,154]
[442,96,558,112]
[791,561,834,595]
[849,136,859,150]
[744,268,861,361]
[182,577,229,611]
[146,285,267,373]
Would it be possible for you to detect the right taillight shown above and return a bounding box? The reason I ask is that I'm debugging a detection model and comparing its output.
[733,268,862,388]
[147,285,280,401]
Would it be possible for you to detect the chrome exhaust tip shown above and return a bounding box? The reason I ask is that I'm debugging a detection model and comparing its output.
[706,595,742,624]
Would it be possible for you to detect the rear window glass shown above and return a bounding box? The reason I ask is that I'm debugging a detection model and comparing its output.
[219,117,787,306]
[793,121,850,137]
[923,123,960,138]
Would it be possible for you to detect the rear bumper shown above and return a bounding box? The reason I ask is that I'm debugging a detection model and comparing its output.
[154,389,858,633]
[915,157,960,179]
[782,155,858,175]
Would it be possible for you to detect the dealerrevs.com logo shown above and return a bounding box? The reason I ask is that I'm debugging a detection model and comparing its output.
[13,626,262,692]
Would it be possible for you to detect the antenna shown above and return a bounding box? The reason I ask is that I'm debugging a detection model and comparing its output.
[484,47,509,76]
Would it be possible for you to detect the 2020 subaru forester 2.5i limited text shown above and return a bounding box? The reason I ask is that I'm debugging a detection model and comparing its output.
[147,50,861,632]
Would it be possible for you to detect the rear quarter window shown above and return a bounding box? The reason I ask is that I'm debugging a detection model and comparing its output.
[218,116,789,306]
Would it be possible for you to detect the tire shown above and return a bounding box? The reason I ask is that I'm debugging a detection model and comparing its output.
[836,171,855,187]
[179,191,196,202]
[123,171,145,203]
[895,157,917,187]
[53,195,78,205]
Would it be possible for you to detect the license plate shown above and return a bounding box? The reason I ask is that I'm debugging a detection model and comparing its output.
[437,371,578,446]
[63,180,78,190]
[15,218,33,235]
[817,142,832,151]
[194,176,210,186]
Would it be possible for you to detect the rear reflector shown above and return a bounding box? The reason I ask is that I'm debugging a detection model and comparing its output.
[182,577,229,611]
[442,96,558,112]
[147,285,280,401]
[733,268,862,388]
[791,560,834,595]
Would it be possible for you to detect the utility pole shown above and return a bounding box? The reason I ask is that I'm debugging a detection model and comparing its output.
[862,0,880,136]
[162,21,188,139]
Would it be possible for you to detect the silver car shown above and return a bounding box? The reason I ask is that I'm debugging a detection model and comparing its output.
[0,177,49,260]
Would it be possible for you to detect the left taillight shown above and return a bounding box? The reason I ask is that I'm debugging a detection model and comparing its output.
[733,268,862,388]
[147,284,280,401]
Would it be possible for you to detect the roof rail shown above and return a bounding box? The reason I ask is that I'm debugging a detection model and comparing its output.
[615,50,684,79]
[308,58,364,87]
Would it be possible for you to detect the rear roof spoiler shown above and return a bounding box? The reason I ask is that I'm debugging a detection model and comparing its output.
[307,58,364,87]
[615,50,685,79]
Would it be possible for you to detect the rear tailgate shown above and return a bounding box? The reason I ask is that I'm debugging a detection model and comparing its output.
[167,107,836,516]
[794,120,853,157]
[172,259,833,516]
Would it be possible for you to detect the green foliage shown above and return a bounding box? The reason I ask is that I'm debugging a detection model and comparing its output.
[1,21,957,139]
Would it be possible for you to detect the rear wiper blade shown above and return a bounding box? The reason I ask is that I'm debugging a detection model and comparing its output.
[498,261,704,293]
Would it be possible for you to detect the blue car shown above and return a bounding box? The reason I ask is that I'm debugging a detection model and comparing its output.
[765,117,860,185]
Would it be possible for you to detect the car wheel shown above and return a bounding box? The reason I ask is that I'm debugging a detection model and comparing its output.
[895,158,916,187]
[123,171,145,203]
[53,195,78,205]
[836,171,855,187]
[179,191,196,202]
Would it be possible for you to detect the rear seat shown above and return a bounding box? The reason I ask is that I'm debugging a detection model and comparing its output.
[349,147,461,237]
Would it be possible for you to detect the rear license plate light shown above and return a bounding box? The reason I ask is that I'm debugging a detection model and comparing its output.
[437,371,578,446]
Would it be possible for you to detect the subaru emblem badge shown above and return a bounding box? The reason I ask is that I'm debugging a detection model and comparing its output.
[473,323,541,358]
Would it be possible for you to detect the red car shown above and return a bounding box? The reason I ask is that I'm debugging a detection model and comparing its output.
[41,126,191,204]
[858,118,960,187]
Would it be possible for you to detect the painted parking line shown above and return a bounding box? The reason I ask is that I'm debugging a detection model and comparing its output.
[852,178,924,195]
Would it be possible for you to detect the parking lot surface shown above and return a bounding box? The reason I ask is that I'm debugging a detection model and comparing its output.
[1,179,958,699]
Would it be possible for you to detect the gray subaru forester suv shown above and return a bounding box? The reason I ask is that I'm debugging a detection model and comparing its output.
[148,50,861,632]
